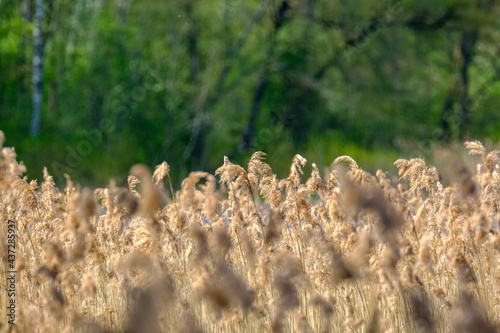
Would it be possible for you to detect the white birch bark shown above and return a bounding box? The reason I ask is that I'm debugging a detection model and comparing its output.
[31,0,44,137]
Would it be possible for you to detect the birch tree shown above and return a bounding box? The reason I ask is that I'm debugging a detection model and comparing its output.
[31,0,44,137]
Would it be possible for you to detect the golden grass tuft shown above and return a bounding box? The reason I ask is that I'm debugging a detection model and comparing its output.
[0,130,499,332]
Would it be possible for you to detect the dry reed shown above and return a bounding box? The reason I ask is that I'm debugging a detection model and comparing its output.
[0,130,499,332]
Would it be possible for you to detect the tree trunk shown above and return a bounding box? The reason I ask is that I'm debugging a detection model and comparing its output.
[242,75,268,151]
[31,0,44,137]
[458,30,478,140]
[240,0,291,152]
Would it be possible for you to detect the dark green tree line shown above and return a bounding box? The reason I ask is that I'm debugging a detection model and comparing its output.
[1,0,500,186]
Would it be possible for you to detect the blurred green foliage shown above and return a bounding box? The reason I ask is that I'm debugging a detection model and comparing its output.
[1,0,500,187]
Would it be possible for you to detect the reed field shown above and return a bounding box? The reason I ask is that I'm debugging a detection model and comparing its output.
[1,130,499,332]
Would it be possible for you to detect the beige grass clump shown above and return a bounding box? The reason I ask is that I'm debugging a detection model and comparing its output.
[0,130,499,332]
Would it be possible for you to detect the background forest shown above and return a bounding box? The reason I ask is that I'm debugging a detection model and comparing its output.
[1,0,500,187]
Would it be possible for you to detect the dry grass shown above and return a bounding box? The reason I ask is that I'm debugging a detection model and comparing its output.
[1,131,499,332]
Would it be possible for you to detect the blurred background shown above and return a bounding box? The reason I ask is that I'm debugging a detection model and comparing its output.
[1,0,500,187]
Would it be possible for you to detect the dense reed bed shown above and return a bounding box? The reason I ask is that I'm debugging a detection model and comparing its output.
[0,131,499,332]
